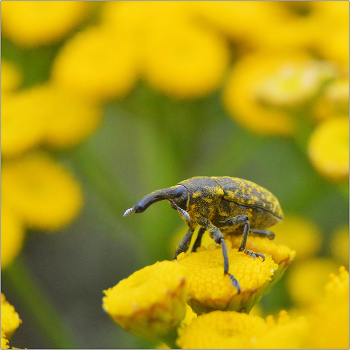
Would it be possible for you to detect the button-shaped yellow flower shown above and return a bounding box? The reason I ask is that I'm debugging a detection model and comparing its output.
[2,152,83,231]
[177,310,268,349]
[1,294,22,338]
[102,261,187,341]
[1,1,88,47]
[177,243,278,314]
[306,267,349,349]
[1,204,25,269]
[308,116,349,182]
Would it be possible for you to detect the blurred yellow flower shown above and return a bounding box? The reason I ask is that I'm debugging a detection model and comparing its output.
[272,215,322,261]
[2,152,83,231]
[223,52,299,136]
[287,258,339,306]
[1,60,22,94]
[308,116,349,182]
[177,310,269,349]
[1,204,25,269]
[306,267,349,349]
[1,331,9,350]
[143,17,230,99]
[314,78,349,122]
[330,225,349,268]
[102,260,187,341]
[1,1,88,47]
[52,26,139,102]
[177,243,278,314]
[1,89,47,158]
[309,1,349,69]
[1,293,22,338]
[254,311,309,349]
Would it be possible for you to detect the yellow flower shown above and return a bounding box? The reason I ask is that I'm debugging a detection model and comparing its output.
[142,17,230,99]
[287,258,339,306]
[309,1,349,68]
[228,235,295,296]
[272,215,322,261]
[177,310,268,349]
[330,225,349,268]
[1,330,10,350]
[305,267,349,349]
[2,152,83,231]
[308,116,349,182]
[51,26,139,102]
[177,242,278,314]
[102,260,187,341]
[1,203,25,269]
[254,311,309,349]
[223,52,299,136]
[1,1,88,47]
[314,78,349,122]
[1,294,22,338]
[1,89,47,158]
[1,60,22,94]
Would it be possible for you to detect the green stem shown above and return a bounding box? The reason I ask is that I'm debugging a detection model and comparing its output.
[159,326,180,349]
[3,256,80,349]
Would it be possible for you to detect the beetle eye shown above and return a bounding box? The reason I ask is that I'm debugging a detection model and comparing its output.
[174,186,188,210]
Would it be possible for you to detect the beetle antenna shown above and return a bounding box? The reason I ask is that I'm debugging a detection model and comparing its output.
[168,200,190,222]
[123,208,134,217]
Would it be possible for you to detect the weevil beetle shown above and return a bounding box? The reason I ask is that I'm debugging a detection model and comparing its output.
[123,176,283,293]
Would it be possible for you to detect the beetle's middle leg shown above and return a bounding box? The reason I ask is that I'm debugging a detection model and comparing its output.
[218,215,265,261]
[196,217,241,293]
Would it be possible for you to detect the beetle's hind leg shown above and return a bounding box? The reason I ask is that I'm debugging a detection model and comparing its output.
[249,229,275,240]
[218,215,265,261]
[173,229,195,259]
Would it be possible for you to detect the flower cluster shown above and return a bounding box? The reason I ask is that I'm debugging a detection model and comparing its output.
[1,294,22,349]
[103,234,296,348]
[104,261,348,349]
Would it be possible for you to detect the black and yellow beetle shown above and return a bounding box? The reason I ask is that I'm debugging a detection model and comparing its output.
[124,176,284,293]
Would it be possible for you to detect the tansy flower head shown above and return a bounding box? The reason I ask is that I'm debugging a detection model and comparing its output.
[51,26,139,102]
[1,204,25,269]
[142,17,230,99]
[1,89,47,158]
[177,310,268,349]
[287,258,339,306]
[177,243,278,314]
[228,235,295,293]
[314,78,349,121]
[1,60,22,95]
[306,267,349,349]
[272,215,322,261]
[223,52,299,136]
[102,261,187,341]
[1,294,22,338]
[1,1,88,47]
[1,152,83,231]
[308,116,349,182]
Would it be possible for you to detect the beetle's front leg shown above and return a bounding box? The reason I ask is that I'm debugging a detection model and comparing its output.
[173,228,195,259]
[196,217,241,293]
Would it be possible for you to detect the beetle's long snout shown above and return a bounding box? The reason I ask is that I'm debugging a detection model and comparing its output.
[123,186,181,217]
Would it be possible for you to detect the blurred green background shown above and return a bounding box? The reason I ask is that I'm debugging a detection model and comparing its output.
[1,1,348,349]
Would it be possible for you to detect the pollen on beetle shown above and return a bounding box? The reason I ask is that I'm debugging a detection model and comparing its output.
[177,244,278,314]
[102,260,187,340]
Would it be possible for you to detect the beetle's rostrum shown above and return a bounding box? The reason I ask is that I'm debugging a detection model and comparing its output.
[123,176,284,294]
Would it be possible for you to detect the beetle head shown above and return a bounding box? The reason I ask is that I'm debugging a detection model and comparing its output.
[123,185,189,217]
